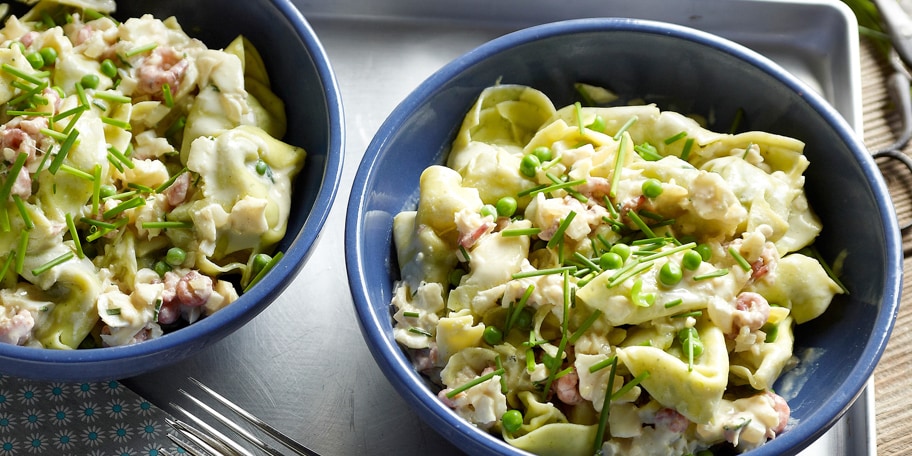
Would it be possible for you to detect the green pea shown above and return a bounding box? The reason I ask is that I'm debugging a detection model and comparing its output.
[514,308,534,330]
[483,326,503,345]
[641,178,663,198]
[165,247,187,266]
[495,196,518,218]
[100,58,117,78]
[251,253,271,276]
[39,47,57,66]
[255,159,269,175]
[695,243,712,261]
[599,252,623,270]
[25,52,43,69]
[153,260,171,277]
[610,243,631,262]
[586,115,606,132]
[9,42,24,53]
[502,409,524,433]
[659,261,683,286]
[520,154,541,178]
[531,145,552,163]
[682,250,703,271]
[80,73,100,90]
[677,327,704,359]
[480,204,497,219]
[98,184,117,199]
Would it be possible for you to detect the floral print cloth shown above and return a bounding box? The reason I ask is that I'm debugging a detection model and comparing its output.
[0,374,182,455]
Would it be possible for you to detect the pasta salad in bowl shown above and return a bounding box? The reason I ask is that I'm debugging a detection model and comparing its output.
[346,18,901,456]
[0,0,343,380]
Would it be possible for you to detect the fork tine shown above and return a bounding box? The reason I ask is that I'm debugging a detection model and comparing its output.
[169,404,256,456]
[188,377,321,456]
[166,427,222,456]
[177,388,284,456]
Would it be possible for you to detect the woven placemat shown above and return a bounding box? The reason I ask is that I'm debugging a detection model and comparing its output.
[860,38,912,455]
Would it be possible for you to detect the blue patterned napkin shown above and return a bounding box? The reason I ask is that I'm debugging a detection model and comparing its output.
[0,374,182,456]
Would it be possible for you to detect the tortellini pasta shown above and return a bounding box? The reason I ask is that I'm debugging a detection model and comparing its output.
[391,84,843,455]
[0,1,305,349]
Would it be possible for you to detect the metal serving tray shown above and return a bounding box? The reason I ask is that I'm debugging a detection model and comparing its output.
[125,0,874,454]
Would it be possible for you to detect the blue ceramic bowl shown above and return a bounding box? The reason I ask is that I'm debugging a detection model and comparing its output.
[346,18,901,456]
[0,0,344,381]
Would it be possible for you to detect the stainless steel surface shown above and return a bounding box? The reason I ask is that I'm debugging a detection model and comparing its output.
[124,1,872,454]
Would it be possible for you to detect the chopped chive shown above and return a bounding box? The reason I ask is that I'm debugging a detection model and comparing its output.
[603,195,619,219]
[609,134,627,198]
[693,269,729,281]
[495,356,509,394]
[101,116,131,130]
[458,245,471,262]
[504,285,535,334]
[107,144,135,169]
[106,308,122,316]
[102,195,145,218]
[613,370,649,399]
[729,107,745,134]
[106,153,124,172]
[6,110,51,117]
[12,195,32,230]
[517,183,549,198]
[80,217,118,230]
[592,357,618,454]
[672,310,703,319]
[0,152,29,204]
[613,115,638,141]
[638,242,697,263]
[607,261,654,288]
[31,251,74,276]
[545,173,588,203]
[65,213,84,259]
[403,311,420,318]
[631,236,671,246]
[664,298,683,308]
[547,211,577,249]
[140,221,193,229]
[589,355,618,373]
[105,190,137,200]
[48,128,79,174]
[728,247,752,272]
[33,147,52,176]
[681,138,694,161]
[573,252,601,273]
[446,367,505,399]
[57,164,94,181]
[244,251,283,292]
[742,142,754,160]
[91,164,101,214]
[501,227,541,237]
[155,167,188,192]
[127,182,154,193]
[165,115,186,140]
[574,101,585,135]
[663,131,687,145]
[0,250,13,279]
[407,327,431,337]
[1,64,46,85]
[626,210,656,238]
[798,246,849,294]
[75,81,88,107]
[569,309,603,344]
[40,127,67,141]
[526,348,536,372]
[634,142,662,161]
[93,91,131,104]
[14,230,27,274]
[512,266,576,279]
[52,105,87,123]
[124,42,158,58]
[529,178,588,197]
[9,82,47,106]
[162,82,174,107]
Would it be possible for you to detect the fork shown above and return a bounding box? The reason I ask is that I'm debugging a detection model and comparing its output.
[158,377,320,456]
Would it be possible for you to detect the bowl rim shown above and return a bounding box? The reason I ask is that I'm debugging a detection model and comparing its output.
[346,16,902,456]
[0,0,344,376]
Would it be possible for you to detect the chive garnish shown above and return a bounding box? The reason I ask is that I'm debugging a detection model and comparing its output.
[58,164,94,181]
[127,182,155,193]
[1,64,45,85]
[48,128,79,174]
[244,251,283,292]
[65,213,84,259]
[681,138,694,161]
[101,116,131,130]
[728,247,752,272]
[693,269,729,281]
[141,221,192,229]
[32,251,74,276]
[107,145,135,169]
[569,309,603,345]
[663,131,687,145]
[403,311,420,318]
[592,357,618,453]
[609,134,627,198]
[125,43,158,58]
[500,227,541,237]
[504,285,535,334]
[541,271,573,399]
[589,355,617,373]
[574,101,585,135]
[495,355,508,394]
[52,105,87,123]
[446,368,505,399]
[407,327,431,337]
[75,81,88,107]
[573,252,601,273]
[729,107,745,134]
[106,153,124,172]
[626,210,656,238]
[102,195,145,218]
[458,245,471,262]
[612,115,637,141]
[0,251,13,279]
[529,178,588,197]
[517,183,549,198]
[607,261,654,288]
[547,211,577,249]
[672,310,703,319]
[93,91,132,104]
[40,127,67,141]
[6,110,51,117]
[638,242,697,263]
[91,164,101,214]
[14,230,27,274]
[0,152,29,205]
[12,195,32,230]
[80,217,118,230]
[105,308,122,316]
[162,83,174,107]
[798,246,849,294]
[663,298,683,308]
[512,266,576,280]
[155,167,188,192]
